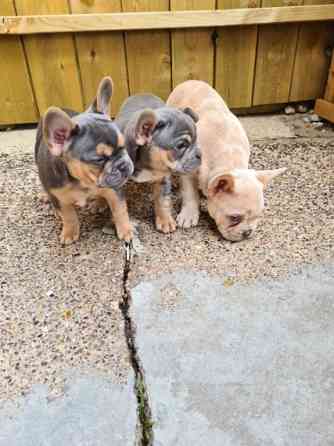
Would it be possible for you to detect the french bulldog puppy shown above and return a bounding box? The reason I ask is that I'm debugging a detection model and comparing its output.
[167,80,286,241]
[115,94,201,233]
[35,77,134,245]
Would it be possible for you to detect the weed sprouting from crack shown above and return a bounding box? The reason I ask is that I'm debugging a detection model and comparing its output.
[119,243,154,446]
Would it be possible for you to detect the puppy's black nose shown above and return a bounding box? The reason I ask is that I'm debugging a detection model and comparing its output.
[243,230,252,239]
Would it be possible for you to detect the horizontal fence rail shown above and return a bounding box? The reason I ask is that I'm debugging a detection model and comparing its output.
[1,1,333,125]
[1,5,334,34]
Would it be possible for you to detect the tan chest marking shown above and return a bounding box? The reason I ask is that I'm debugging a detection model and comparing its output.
[50,183,100,208]
[65,158,101,188]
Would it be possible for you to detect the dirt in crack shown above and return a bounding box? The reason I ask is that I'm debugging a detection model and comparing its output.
[119,244,154,446]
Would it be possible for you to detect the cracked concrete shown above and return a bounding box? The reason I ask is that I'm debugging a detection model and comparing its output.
[0,112,333,445]
[130,265,334,446]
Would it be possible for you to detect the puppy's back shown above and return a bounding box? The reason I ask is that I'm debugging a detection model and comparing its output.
[167,80,229,118]
[115,94,164,132]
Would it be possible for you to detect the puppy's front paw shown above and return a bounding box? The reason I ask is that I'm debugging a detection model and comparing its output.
[116,223,134,242]
[177,207,199,228]
[60,225,80,245]
[156,215,177,234]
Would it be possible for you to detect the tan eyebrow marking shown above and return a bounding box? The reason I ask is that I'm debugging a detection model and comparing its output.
[117,132,125,147]
[96,143,114,157]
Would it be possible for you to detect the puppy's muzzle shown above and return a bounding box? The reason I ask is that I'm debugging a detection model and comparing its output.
[176,145,201,173]
[97,155,134,189]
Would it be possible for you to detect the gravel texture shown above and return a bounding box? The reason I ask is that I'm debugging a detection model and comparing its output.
[0,117,333,403]
[127,137,334,287]
[0,151,130,401]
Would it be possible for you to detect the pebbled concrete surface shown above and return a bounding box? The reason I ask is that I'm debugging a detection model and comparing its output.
[127,138,333,288]
[0,371,136,446]
[131,265,334,446]
[0,128,137,443]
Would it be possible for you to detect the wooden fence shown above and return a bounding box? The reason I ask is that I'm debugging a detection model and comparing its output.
[1,0,334,125]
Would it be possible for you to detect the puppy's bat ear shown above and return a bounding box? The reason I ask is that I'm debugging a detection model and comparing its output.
[134,109,157,146]
[182,107,199,123]
[255,167,287,189]
[208,173,235,198]
[43,107,77,156]
[86,76,113,117]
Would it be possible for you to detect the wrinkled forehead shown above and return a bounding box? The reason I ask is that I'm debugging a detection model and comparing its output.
[158,108,197,138]
[72,112,121,147]
[224,177,264,214]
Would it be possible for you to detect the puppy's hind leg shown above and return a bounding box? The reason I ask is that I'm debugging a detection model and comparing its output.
[177,174,200,228]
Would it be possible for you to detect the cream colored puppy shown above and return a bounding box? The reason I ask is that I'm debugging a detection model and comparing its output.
[167,80,286,241]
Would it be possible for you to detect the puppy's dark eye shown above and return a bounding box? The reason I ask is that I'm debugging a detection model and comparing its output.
[155,120,166,131]
[176,141,189,150]
[229,215,242,226]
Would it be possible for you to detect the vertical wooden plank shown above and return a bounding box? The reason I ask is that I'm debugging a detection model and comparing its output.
[253,0,303,106]
[290,0,334,101]
[0,0,37,124]
[170,0,216,87]
[121,0,171,101]
[15,0,83,114]
[215,0,260,109]
[69,0,129,116]
[324,51,334,102]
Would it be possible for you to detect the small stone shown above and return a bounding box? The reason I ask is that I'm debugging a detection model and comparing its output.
[303,116,311,123]
[132,234,145,257]
[284,105,295,115]
[313,122,324,129]
[223,277,235,288]
[63,309,73,320]
[309,113,321,123]
[297,104,309,113]
[102,223,115,235]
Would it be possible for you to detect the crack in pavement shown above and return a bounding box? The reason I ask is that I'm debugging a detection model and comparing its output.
[119,243,154,446]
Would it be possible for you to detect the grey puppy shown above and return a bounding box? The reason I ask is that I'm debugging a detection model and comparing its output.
[35,77,134,245]
[115,94,200,233]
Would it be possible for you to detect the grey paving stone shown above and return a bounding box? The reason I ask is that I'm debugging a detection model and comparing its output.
[0,371,137,446]
[131,265,334,446]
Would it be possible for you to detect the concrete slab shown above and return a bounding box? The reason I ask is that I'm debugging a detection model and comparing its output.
[0,128,36,154]
[240,115,294,140]
[239,113,334,141]
[131,265,334,446]
[0,371,136,446]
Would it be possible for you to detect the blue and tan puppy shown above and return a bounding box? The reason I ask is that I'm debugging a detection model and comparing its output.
[115,94,201,233]
[35,77,134,244]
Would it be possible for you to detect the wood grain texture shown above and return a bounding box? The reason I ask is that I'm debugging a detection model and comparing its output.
[253,0,302,105]
[324,51,334,102]
[290,0,334,101]
[0,0,37,124]
[215,0,260,108]
[170,0,215,87]
[15,0,83,114]
[315,98,334,122]
[69,0,128,116]
[2,5,334,34]
[121,0,171,100]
